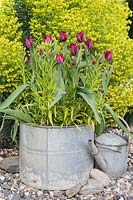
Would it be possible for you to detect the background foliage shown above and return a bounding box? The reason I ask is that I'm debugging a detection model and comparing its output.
[14,0,32,45]
[0,0,24,96]
[128,0,133,38]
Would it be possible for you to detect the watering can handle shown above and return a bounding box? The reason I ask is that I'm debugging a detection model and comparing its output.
[117,116,132,153]
[117,116,131,141]
[118,116,130,132]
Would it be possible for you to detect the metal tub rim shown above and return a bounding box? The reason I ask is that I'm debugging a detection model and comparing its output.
[20,122,91,129]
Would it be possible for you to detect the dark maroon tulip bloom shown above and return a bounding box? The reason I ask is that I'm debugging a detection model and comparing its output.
[70,43,79,56]
[60,31,67,42]
[39,49,45,55]
[56,54,65,64]
[76,32,85,42]
[85,39,93,50]
[43,35,52,42]
[71,60,76,65]
[24,54,30,64]
[104,51,113,61]
[26,38,35,48]
[92,60,97,65]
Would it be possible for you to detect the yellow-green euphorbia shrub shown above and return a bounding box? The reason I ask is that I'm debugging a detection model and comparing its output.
[0,0,24,95]
[25,0,133,120]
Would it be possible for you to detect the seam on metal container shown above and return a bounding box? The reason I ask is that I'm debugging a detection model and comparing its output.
[21,145,88,154]
[95,145,121,153]
[95,141,128,147]
[46,128,48,187]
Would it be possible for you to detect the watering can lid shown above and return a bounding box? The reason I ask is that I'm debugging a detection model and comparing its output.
[95,133,127,146]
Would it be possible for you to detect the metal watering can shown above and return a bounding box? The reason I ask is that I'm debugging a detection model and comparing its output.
[88,132,129,178]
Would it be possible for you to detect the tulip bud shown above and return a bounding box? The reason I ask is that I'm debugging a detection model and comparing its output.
[98,87,104,92]
[26,38,35,48]
[85,39,93,50]
[70,43,79,56]
[24,54,30,64]
[71,60,76,65]
[77,32,85,42]
[92,60,97,65]
[56,54,65,64]
[43,35,52,42]
[39,49,45,55]
[104,51,113,61]
[60,31,67,42]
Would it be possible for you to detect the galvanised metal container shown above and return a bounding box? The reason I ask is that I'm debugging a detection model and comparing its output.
[19,123,94,190]
[95,133,129,178]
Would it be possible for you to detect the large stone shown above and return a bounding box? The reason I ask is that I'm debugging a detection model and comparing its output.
[0,156,19,173]
[79,179,104,195]
[0,156,4,162]
[90,168,110,187]
[80,170,90,186]
[65,183,82,198]
[65,170,90,198]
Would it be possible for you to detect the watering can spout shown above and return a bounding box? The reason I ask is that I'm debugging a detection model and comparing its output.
[88,139,107,173]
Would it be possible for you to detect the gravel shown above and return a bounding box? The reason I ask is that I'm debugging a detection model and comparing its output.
[0,132,132,200]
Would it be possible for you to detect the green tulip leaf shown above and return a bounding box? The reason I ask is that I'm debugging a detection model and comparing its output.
[95,112,106,136]
[54,69,65,89]
[11,119,19,143]
[105,104,132,137]
[76,47,82,65]
[48,90,66,109]
[0,84,29,111]
[0,109,33,123]
[78,87,101,123]
[102,65,113,95]
[78,61,87,68]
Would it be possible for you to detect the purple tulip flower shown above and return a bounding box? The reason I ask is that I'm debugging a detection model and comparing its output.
[77,32,85,42]
[70,43,79,56]
[43,35,52,43]
[60,31,67,42]
[26,38,35,48]
[104,51,113,61]
[85,39,93,50]
[56,54,65,64]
